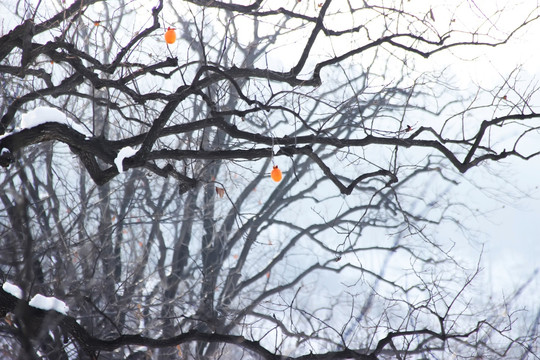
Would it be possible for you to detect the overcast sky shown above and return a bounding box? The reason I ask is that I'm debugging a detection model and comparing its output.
[453,17,540,298]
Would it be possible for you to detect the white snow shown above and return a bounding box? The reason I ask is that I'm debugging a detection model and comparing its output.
[2,282,23,299]
[273,144,280,155]
[20,106,91,135]
[114,146,138,173]
[0,132,13,141]
[29,294,69,315]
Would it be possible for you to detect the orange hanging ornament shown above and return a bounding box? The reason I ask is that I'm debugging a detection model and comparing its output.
[271,165,282,182]
[164,27,176,44]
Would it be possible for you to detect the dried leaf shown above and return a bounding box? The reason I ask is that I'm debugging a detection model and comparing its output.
[216,187,225,198]
[5,313,12,326]
[135,304,143,319]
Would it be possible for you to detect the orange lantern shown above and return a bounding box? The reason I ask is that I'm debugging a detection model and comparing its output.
[271,165,282,182]
[164,27,176,44]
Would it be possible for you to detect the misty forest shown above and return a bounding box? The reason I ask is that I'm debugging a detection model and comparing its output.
[0,0,539,359]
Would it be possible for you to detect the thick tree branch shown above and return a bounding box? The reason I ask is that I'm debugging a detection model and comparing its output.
[2,111,539,191]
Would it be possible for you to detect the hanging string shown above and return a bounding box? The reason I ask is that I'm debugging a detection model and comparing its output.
[271,135,275,166]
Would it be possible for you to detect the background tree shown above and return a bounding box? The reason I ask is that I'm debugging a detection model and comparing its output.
[0,0,539,359]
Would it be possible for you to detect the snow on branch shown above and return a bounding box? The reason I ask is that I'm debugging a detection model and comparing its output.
[114,146,138,173]
[28,294,69,315]
[20,106,91,136]
[2,282,23,299]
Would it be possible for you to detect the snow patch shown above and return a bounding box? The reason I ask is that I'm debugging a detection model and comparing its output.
[114,146,138,173]
[20,106,91,135]
[29,294,69,315]
[0,132,13,141]
[273,144,280,155]
[2,282,23,299]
